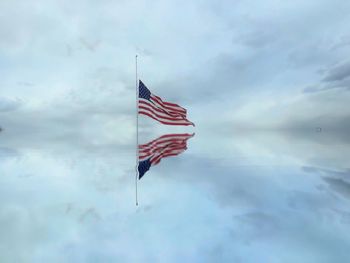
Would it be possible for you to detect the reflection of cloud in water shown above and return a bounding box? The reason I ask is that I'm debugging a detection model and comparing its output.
[302,166,350,200]
[225,130,350,170]
[233,212,281,242]
[0,147,19,159]
[0,125,350,262]
[323,177,350,200]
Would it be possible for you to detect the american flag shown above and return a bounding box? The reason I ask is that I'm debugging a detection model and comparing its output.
[138,80,194,126]
[138,133,194,179]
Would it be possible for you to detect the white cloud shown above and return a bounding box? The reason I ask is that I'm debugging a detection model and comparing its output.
[1,0,350,262]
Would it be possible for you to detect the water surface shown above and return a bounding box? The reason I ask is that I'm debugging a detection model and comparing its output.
[1,127,349,262]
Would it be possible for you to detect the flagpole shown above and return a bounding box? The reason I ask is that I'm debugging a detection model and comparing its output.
[135,54,139,206]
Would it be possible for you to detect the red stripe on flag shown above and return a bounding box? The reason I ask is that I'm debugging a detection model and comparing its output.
[139,103,185,121]
[139,100,185,118]
[139,111,194,126]
[151,95,187,117]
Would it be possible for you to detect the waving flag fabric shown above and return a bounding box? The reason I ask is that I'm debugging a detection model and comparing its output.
[138,133,194,179]
[138,80,194,126]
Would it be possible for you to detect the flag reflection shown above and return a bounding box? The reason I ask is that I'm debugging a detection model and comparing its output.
[138,133,194,179]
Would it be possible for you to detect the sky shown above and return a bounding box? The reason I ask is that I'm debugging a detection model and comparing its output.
[1,0,350,262]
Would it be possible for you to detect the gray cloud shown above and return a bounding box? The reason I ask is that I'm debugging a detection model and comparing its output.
[303,166,350,178]
[331,35,350,50]
[0,97,22,112]
[79,37,101,52]
[304,62,350,93]
[0,106,134,155]
[278,116,350,145]
[323,62,350,82]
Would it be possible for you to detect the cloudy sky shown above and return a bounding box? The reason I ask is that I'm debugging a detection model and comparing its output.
[1,0,350,262]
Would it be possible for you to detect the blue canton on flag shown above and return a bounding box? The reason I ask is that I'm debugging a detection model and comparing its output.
[139,80,151,100]
[138,158,152,179]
